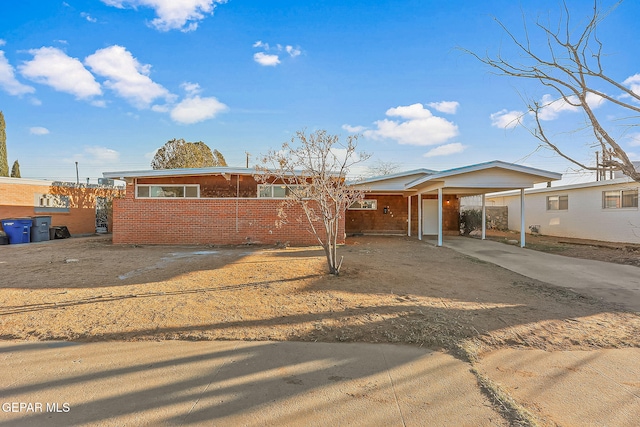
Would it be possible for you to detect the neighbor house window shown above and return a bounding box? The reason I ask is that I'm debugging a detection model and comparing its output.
[136,185,199,198]
[257,184,306,198]
[602,189,638,209]
[34,194,70,213]
[546,195,568,211]
[348,199,378,210]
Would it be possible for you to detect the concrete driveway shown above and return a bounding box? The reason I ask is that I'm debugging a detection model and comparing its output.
[442,236,640,312]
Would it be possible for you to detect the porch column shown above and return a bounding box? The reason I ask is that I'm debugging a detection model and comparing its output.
[481,194,486,240]
[407,195,412,237]
[418,193,422,240]
[520,188,526,248]
[437,188,443,247]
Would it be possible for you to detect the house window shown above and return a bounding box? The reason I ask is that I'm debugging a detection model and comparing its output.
[136,185,199,198]
[34,194,70,213]
[602,189,638,209]
[546,195,568,211]
[257,184,306,198]
[348,199,378,210]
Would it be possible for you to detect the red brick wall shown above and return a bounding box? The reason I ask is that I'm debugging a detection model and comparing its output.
[0,178,120,235]
[346,194,460,235]
[112,183,345,245]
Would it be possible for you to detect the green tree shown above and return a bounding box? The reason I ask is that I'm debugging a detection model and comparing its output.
[10,160,20,178]
[151,139,227,169]
[0,111,8,177]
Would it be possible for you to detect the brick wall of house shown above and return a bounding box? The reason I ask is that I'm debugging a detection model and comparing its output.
[112,183,345,245]
[0,178,120,235]
[346,194,460,235]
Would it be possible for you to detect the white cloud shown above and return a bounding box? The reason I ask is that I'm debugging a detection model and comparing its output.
[285,45,301,58]
[19,47,101,99]
[67,145,121,168]
[29,127,50,135]
[253,40,267,48]
[170,95,228,124]
[537,93,605,121]
[0,51,36,96]
[342,124,366,133]
[0,40,6,46]
[423,142,466,158]
[427,101,459,114]
[490,109,524,129]
[363,103,459,146]
[85,45,171,108]
[253,52,280,67]
[623,74,640,96]
[102,0,226,32]
[81,12,97,23]
[180,81,201,96]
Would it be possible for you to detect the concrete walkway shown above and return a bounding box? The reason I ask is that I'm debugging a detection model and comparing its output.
[441,236,640,312]
[0,340,506,427]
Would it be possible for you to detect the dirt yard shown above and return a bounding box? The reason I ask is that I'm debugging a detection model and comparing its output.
[1,234,638,357]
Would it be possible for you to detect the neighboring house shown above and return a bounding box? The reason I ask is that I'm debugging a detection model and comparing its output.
[102,167,344,245]
[103,161,560,247]
[485,177,640,244]
[0,177,121,235]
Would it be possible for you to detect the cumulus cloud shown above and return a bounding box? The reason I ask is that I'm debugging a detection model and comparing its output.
[85,45,171,108]
[0,51,36,96]
[102,0,226,32]
[253,52,280,67]
[427,101,459,114]
[363,103,459,146]
[624,74,640,96]
[490,109,524,129]
[67,145,121,168]
[19,47,101,99]
[81,12,97,23]
[253,41,301,66]
[537,93,605,121]
[423,142,466,158]
[170,95,228,124]
[29,127,50,135]
[342,124,366,133]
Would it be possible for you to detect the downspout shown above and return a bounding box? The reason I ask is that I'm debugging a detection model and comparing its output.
[407,195,411,237]
[520,188,525,248]
[236,175,240,233]
[481,194,486,240]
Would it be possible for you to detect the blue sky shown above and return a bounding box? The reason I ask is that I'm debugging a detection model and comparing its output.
[1,0,639,183]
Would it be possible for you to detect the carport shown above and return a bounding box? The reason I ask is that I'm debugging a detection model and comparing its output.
[405,161,562,247]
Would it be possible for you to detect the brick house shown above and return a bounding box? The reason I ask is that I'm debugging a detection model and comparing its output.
[103,161,560,246]
[0,177,121,235]
[102,167,343,245]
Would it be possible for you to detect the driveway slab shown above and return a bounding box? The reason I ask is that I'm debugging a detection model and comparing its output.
[442,236,640,311]
[0,340,505,426]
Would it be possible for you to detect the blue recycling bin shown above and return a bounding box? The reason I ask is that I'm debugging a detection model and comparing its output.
[1,218,33,244]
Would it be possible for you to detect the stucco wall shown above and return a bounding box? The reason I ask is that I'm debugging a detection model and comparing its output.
[487,180,640,244]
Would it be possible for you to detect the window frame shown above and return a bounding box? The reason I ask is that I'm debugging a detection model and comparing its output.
[257,184,307,198]
[348,199,378,210]
[135,184,200,199]
[546,195,568,211]
[602,189,639,209]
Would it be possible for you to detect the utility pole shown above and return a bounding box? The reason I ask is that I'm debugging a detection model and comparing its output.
[75,161,79,184]
[245,151,250,168]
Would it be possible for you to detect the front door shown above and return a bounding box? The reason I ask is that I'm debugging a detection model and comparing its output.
[422,199,438,235]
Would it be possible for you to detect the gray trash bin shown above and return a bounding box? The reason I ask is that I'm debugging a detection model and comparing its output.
[31,216,52,242]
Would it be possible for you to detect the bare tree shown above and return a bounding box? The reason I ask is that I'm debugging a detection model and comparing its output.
[465,1,640,182]
[151,139,227,169]
[256,130,370,275]
[367,159,401,177]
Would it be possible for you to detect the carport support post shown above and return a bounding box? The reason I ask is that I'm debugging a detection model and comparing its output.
[520,188,526,248]
[481,194,486,240]
[407,196,412,237]
[418,193,422,240]
[437,187,443,247]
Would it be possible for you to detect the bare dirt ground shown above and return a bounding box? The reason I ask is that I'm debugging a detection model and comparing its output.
[1,234,638,358]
